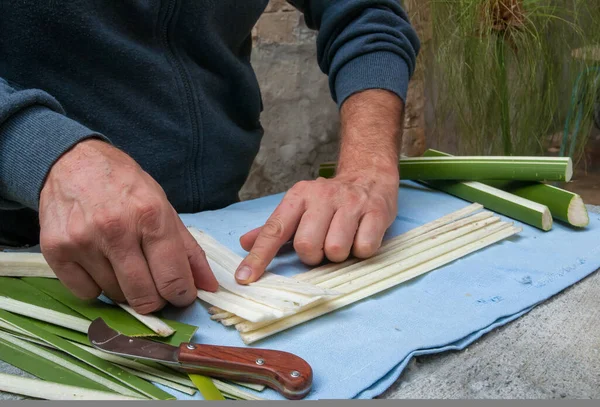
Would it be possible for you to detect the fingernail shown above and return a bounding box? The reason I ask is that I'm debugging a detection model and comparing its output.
[236,266,252,282]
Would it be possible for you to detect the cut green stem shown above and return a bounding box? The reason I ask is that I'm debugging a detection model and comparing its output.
[423,149,588,228]
[484,181,589,227]
[319,156,573,182]
[420,180,552,231]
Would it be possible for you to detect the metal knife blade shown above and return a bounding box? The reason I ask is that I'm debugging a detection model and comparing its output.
[87,317,181,365]
[87,318,313,399]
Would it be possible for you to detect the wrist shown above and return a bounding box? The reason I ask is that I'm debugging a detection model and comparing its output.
[48,137,105,171]
[336,89,403,183]
[335,161,399,186]
[42,138,115,192]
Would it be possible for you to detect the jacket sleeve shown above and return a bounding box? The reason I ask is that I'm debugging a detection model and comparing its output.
[0,78,108,210]
[286,0,420,107]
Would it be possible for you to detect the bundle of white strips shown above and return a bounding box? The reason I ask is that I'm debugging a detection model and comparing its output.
[192,203,522,344]
[0,203,521,345]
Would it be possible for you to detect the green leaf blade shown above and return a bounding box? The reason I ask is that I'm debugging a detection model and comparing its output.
[0,310,173,400]
[0,336,108,392]
[188,374,225,400]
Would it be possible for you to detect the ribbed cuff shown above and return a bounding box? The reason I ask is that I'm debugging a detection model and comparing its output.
[334,51,411,108]
[0,106,109,210]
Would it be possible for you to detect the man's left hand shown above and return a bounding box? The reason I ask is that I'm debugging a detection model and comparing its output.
[234,89,404,284]
[235,169,399,284]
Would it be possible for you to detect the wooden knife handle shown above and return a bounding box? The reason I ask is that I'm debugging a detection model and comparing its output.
[177,343,313,400]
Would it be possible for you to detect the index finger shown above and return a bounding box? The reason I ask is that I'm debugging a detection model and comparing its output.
[235,196,305,284]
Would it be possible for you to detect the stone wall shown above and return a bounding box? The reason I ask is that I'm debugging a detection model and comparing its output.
[239,0,429,200]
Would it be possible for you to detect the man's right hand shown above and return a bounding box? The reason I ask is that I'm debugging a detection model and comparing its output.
[39,139,219,314]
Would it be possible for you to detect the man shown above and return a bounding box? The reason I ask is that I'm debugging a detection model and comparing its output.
[0,1,420,314]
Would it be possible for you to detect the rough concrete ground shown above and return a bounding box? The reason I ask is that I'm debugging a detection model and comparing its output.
[2,208,599,400]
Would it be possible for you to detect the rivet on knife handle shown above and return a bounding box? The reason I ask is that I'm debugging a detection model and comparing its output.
[177,343,313,400]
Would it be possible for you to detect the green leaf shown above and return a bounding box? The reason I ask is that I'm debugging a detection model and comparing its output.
[0,335,112,392]
[188,374,225,400]
[0,310,173,400]
[0,277,81,317]
[22,278,197,345]
[31,322,91,346]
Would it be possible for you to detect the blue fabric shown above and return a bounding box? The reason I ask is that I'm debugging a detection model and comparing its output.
[158,181,600,400]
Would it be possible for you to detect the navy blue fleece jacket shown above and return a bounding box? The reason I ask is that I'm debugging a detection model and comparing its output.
[0,0,420,244]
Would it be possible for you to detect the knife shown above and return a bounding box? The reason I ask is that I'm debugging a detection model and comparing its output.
[87,318,313,399]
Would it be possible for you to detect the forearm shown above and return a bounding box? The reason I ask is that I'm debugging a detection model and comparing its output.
[336,89,404,180]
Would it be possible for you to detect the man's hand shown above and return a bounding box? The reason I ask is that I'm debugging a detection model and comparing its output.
[235,89,404,284]
[39,139,219,314]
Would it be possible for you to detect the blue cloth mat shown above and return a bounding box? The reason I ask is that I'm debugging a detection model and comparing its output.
[158,181,600,400]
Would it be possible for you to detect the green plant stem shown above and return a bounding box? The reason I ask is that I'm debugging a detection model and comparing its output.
[486,181,589,227]
[496,34,513,155]
[319,156,573,182]
[419,179,552,231]
[424,149,589,227]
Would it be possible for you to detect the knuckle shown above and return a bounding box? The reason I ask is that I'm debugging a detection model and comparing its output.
[322,184,337,199]
[358,190,370,204]
[371,197,396,219]
[366,208,387,221]
[93,211,125,240]
[187,241,206,260]
[345,190,367,207]
[353,241,379,259]
[324,242,349,262]
[155,274,191,300]
[39,234,64,258]
[293,239,318,257]
[300,253,324,267]
[136,201,163,230]
[262,217,286,240]
[190,248,210,272]
[292,180,311,192]
[66,222,92,248]
[40,234,76,262]
[345,194,359,206]
[366,207,395,229]
[369,194,389,210]
[128,295,165,314]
